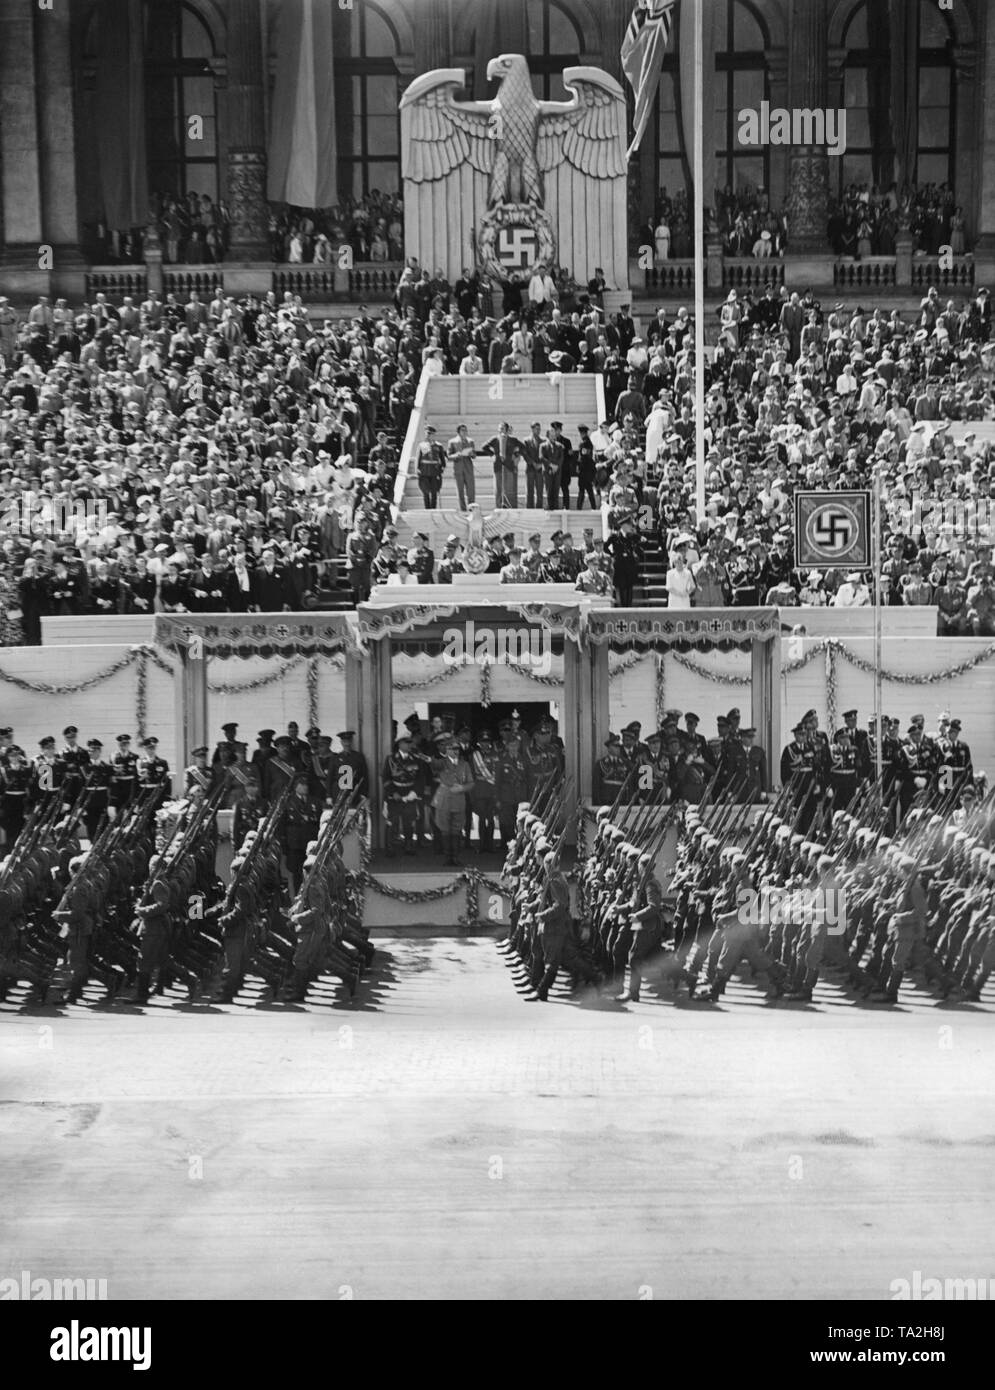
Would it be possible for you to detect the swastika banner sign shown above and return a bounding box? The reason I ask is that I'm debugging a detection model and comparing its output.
[794,490,872,569]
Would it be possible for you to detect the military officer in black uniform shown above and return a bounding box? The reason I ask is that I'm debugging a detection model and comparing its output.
[829,729,859,805]
[60,726,91,804]
[383,735,422,854]
[838,709,872,783]
[937,718,973,797]
[894,723,937,821]
[136,736,171,807]
[34,736,65,800]
[185,745,214,796]
[780,722,820,830]
[684,712,711,763]
[330,730,369,799]
[741,728,768,802]
[252,729,276,778]
[81,739,112,838]
[0,745,32,844]
[263,734,303,804]
[212,722,241,766]
[595,732,630,805]
[110,733,139,811]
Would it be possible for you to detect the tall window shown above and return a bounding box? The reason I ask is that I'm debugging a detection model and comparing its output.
[654,0,769,200]
[525,0,583,101]
[341,2,401,199]
[839,0,954,196]
[717,0,769,197]
[145,1,219,201]
[916,0,954,187]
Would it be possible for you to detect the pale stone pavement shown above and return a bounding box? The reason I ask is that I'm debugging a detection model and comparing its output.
[1,939,993,1300]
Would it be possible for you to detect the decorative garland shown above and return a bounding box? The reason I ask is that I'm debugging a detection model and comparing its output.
[306,657,319,729]
[0,647,140,695]
[655,652,666,732]
[207,655,306,695]
[480,656,491,709]
[136,648,148,743]
[361,865,509,931]
[362,871,466,903]
[825,645,837,745]
[392,662,463,692]
[671,640,995,688]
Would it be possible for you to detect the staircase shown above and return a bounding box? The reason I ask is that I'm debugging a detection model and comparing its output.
[636,531,670,608]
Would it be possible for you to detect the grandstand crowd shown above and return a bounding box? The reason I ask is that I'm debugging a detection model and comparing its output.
[0,250,992,641]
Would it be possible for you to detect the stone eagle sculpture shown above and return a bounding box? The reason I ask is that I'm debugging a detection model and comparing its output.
[401,54,627,212]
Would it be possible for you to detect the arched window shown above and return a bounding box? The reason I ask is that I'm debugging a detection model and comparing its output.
[654,0,769,203]
[839,0,954,196]
[340,2,402,199]
[144,0,220,202]
[525,0,583,101]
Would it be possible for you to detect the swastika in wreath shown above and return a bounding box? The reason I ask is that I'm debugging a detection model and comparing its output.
[794,491,872,569]
[497,226,539,269]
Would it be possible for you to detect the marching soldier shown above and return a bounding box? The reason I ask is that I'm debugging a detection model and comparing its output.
[616,857,666,1002]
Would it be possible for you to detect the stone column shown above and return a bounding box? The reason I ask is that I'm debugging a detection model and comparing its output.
[35,2,85,295]
[414,0,451,76]
[226,0,270,269]
[783,0,832,287]
[765,47,790,212]
[0,5,45,278]
[975,0,995,283]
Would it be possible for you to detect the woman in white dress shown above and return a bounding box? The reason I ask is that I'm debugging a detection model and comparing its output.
[665,551,696,610]
[654,219,671,263]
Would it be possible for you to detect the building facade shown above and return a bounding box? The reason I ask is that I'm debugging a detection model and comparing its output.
[0,0,993,293]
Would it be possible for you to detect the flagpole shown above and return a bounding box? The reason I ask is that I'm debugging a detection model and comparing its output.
[693,0,706,523]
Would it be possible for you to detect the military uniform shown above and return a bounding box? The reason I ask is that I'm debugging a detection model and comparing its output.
[110,736,139,809]
[384,743,422,853]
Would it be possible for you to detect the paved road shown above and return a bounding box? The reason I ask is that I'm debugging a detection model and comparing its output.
[1,940,993,1300]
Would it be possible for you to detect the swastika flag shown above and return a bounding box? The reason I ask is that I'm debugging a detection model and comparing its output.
[794,491,872,570]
